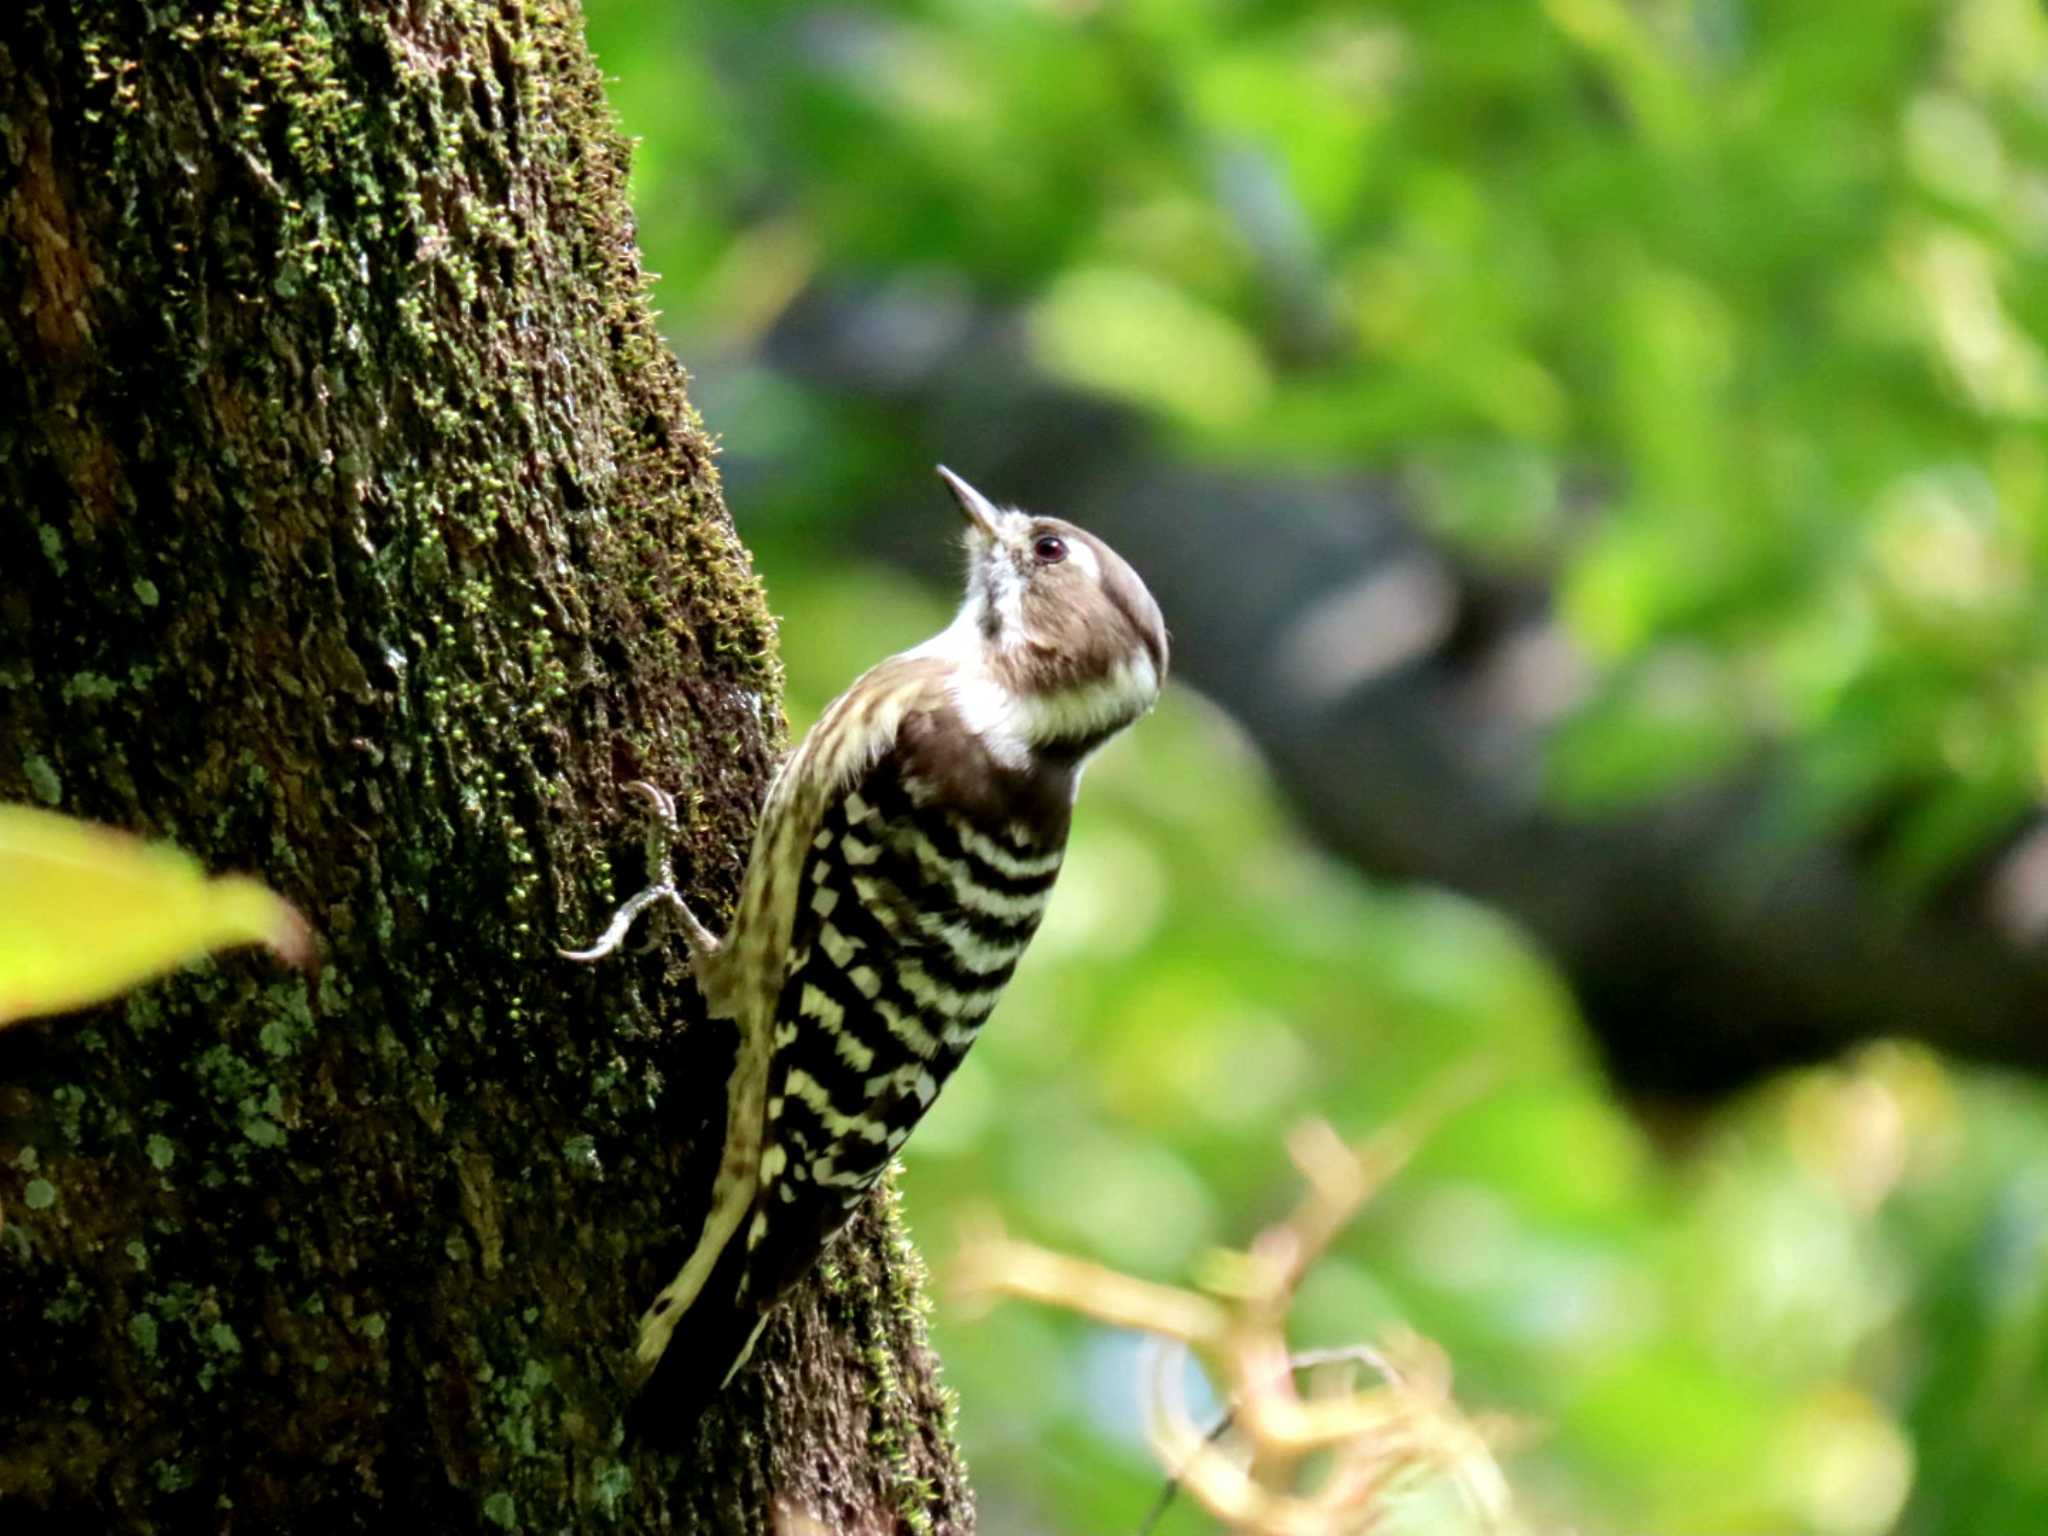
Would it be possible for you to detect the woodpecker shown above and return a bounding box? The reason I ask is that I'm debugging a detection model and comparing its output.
[567,467,1168,1407]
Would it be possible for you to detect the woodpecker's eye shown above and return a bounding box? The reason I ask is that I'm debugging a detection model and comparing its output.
[1033,535,1068,565]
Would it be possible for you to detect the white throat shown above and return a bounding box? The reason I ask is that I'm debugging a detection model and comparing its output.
[908,549,1161,770]
[942,651,1160,771]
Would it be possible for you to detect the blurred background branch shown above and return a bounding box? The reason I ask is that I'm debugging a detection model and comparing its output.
[958,1088,1523,1536]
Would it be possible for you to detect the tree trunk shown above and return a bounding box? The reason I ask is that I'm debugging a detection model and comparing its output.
[0,4,971,1531]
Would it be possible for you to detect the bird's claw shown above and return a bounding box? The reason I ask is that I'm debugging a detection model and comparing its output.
[559,882,687,962]
[560,780,689,963]
[625,779,679,838]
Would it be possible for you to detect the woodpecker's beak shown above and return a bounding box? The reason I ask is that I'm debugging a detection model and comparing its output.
[936,465,1002,544]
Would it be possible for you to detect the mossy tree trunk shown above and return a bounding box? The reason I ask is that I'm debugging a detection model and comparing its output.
[0,4,970,1530]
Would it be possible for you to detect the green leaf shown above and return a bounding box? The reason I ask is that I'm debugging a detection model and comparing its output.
[1029,266,1272,430]
[0,804,312,1028]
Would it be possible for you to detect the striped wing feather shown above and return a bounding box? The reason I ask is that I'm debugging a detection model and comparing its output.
[738,730,1063,1306]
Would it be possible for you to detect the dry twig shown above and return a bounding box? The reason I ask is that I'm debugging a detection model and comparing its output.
[956,1065,1530,1536]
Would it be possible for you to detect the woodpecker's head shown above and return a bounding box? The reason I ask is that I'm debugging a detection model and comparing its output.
[933,466,1167,757]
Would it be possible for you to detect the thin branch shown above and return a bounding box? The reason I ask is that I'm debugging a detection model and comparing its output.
[956,1065,1532,1536]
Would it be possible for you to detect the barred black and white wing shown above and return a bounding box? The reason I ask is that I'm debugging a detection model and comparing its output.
[622,692,1073,1417]
[628,648,1143,1418]
[744,738,1064,1289]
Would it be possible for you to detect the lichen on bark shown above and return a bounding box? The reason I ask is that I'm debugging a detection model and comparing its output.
[0,3,971,1530]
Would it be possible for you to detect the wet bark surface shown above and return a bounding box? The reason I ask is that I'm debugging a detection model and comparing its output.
[0,4,970,1530]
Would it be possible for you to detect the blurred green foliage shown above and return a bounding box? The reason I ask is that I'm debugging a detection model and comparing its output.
[591,0,2048,878]
[580,2,2048,1531]
[770,570,2048,1535]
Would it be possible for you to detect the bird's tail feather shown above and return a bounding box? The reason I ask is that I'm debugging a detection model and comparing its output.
[624,1231,768,1445]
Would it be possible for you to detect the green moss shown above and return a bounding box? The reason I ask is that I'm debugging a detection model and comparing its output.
[590,1460,633,1520]
[49,1084,88,1146]
[192,1045,261,1105]
[0,0,956,1523]
[256,982,315,1058]
[23,1178,56,1211]
[153,1462,193,1494]
[43,1278,89,1323]
[61,671,121,703]
[21,751,61,806]
[795,1181,960,1534]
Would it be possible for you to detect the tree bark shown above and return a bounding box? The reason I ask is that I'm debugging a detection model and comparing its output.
[0,4,970,1531]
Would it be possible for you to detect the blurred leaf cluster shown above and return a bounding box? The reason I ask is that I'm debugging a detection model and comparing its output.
[592,0,2048,887]
[579,3,2048,1531]
[767,567,2047,1536]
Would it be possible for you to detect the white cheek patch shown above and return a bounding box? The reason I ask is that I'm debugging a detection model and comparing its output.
[1063,540,1101,582]
[956,652,1161,761]
[1122,652,1160,705]
[1018,655,1160,742]
[948,669,1033,770]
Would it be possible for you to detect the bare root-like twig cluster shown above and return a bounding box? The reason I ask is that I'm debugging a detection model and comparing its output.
[956,1070,1533,1536]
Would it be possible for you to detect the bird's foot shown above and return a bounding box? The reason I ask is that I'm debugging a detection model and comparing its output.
[561,780,696,962]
